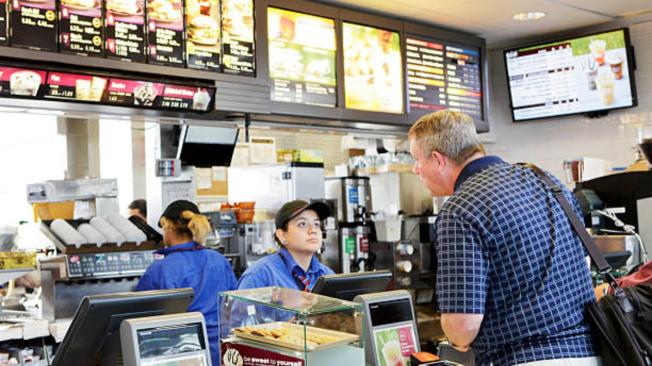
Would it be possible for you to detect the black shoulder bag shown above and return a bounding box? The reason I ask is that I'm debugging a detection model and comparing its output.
[525,163,652,366]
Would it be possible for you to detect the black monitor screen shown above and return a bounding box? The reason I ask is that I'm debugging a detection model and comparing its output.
[52,288,194,366]
[177,125,239,167]
[369,298,414,327]
[312,270,392,301]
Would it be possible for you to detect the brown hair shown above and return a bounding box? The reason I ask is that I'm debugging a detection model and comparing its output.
[160,210,211,244]
[408,110,485,165]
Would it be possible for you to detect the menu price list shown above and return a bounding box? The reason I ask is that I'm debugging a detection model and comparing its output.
[186,0,221,71]
[59,0,104,56]
[10,0,58,52]
[105,0,146,62]
[406,37,482,120]
[221,0,254,76]
[146,0,185,67]
[0,0,7,44]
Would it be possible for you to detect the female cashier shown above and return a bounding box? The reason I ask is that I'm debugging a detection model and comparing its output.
[237,200,334,292]
[135,200,237,365]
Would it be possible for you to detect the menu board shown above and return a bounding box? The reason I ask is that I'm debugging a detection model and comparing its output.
[221,0,254,76]
[0,0,7,45]
[44,72,108,101]
[105,78,214,111]
[0,67,47,97]
[146,0,184,67]
[267,7,336,107]
[186,0,220,71]
[505,29,635,121]
[59,0,104,56]
[343,22,402,114]
[10,0,58,51]
[406,36,482,120]
[105,0,146,62]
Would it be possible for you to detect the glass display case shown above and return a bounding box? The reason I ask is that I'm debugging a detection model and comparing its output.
[220,287,365,366]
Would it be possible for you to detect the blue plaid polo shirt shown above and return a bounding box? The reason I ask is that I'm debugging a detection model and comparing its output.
[435,156,597,366]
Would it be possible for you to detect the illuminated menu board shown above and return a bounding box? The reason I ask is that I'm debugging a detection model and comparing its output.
[0,64,215,112]
[343,22,403,114]
[221,0,255,76]
[406,36,482,120]
[268,7,336,107]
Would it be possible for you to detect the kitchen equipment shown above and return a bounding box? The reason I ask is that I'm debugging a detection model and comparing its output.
[27,178,119,220]
[325,176,372,224]
[369,171,433,216]
[228,163,326,219]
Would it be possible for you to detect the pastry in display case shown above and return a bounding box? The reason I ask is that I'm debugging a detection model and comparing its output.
[220,287,365,366]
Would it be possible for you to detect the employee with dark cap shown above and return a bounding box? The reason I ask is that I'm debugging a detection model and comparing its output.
[237,199,334,292]
[135,199,237,365]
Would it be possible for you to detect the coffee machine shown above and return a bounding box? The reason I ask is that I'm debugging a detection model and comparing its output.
[323,176,373,273]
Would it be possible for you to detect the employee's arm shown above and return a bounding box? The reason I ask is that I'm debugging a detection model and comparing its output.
[441,313,484,351]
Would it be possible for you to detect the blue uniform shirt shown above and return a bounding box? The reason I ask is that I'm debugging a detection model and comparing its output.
[436,156,596,366]
[237,248,334,291]
[135,242,237,366]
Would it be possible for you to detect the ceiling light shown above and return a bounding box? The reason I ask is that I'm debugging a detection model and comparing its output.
[512,12,547,21]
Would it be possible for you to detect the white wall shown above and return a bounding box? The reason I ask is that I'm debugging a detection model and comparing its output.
[484,20,652,181]
[99,118,134,216]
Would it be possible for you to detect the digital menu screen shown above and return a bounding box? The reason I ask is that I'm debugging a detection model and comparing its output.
[10,0,58,52]
[157,84,214,111]
[0,67,47,97]
[146,0,185,67]
[44,72,108,101]
[186,0,220,71]
[105,0,146,62]
[406,36,482,120]
[343,22,403,114]
[221,0,254,76]
[59,0,104,56]
[505,29,636,121]
[0,0,7,45]
[268,7,336,107]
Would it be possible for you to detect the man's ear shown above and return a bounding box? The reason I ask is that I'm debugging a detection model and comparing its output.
[431,150,447,168]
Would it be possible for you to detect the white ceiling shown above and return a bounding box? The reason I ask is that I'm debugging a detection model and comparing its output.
[319,0,652,47]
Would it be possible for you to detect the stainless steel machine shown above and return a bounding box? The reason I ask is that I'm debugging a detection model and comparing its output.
[27,178,163,321]
[323,176,373,273]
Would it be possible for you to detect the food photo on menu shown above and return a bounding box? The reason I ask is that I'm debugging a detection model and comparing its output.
[186,0,221,70]
[221,0,254,75]
[44,72,108,102]
[572,31,630,108]
[0,67,47,97]
[147,0,185,66]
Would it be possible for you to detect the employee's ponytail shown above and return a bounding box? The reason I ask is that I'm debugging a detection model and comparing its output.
[181,210,211,244]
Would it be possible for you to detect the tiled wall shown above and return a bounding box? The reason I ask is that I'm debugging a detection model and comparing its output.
[484,20,652,181]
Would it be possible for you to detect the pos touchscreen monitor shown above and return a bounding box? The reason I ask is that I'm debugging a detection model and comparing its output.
[52,288,194,366]
[312,270,392,301]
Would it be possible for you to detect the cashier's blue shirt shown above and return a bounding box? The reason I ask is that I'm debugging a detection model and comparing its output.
[237,247,334,291]
[135,242,237,366]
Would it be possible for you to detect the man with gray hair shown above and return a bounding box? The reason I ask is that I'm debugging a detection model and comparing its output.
[409,110,599,366]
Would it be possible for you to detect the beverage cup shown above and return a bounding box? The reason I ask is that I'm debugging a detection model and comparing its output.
[595,70,615,105]
[589,39,606,66]
[76,79,91,100]
[585,62,598,90]
[607,53,624,80]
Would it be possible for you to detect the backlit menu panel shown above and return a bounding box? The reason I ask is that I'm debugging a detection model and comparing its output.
[406,36,482,120]
[221,0,254,75]
[268,7,336,107]
[343,22,403,114]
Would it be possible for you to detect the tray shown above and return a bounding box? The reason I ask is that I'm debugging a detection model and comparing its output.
[233,322,359,352]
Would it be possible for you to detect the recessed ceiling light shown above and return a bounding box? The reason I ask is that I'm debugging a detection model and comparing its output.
[512,12,547,21]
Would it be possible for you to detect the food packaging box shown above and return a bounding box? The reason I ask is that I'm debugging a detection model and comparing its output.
[0,0,7,44]
[0,67,47,97]
[185,0,219,70]
[43,72,108,101]
[146,0,184,67]
[9,0,58,51]
[59,0,104,56]
[105,0,145,62]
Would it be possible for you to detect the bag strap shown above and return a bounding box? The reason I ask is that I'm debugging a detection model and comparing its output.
[520,163,618,285]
